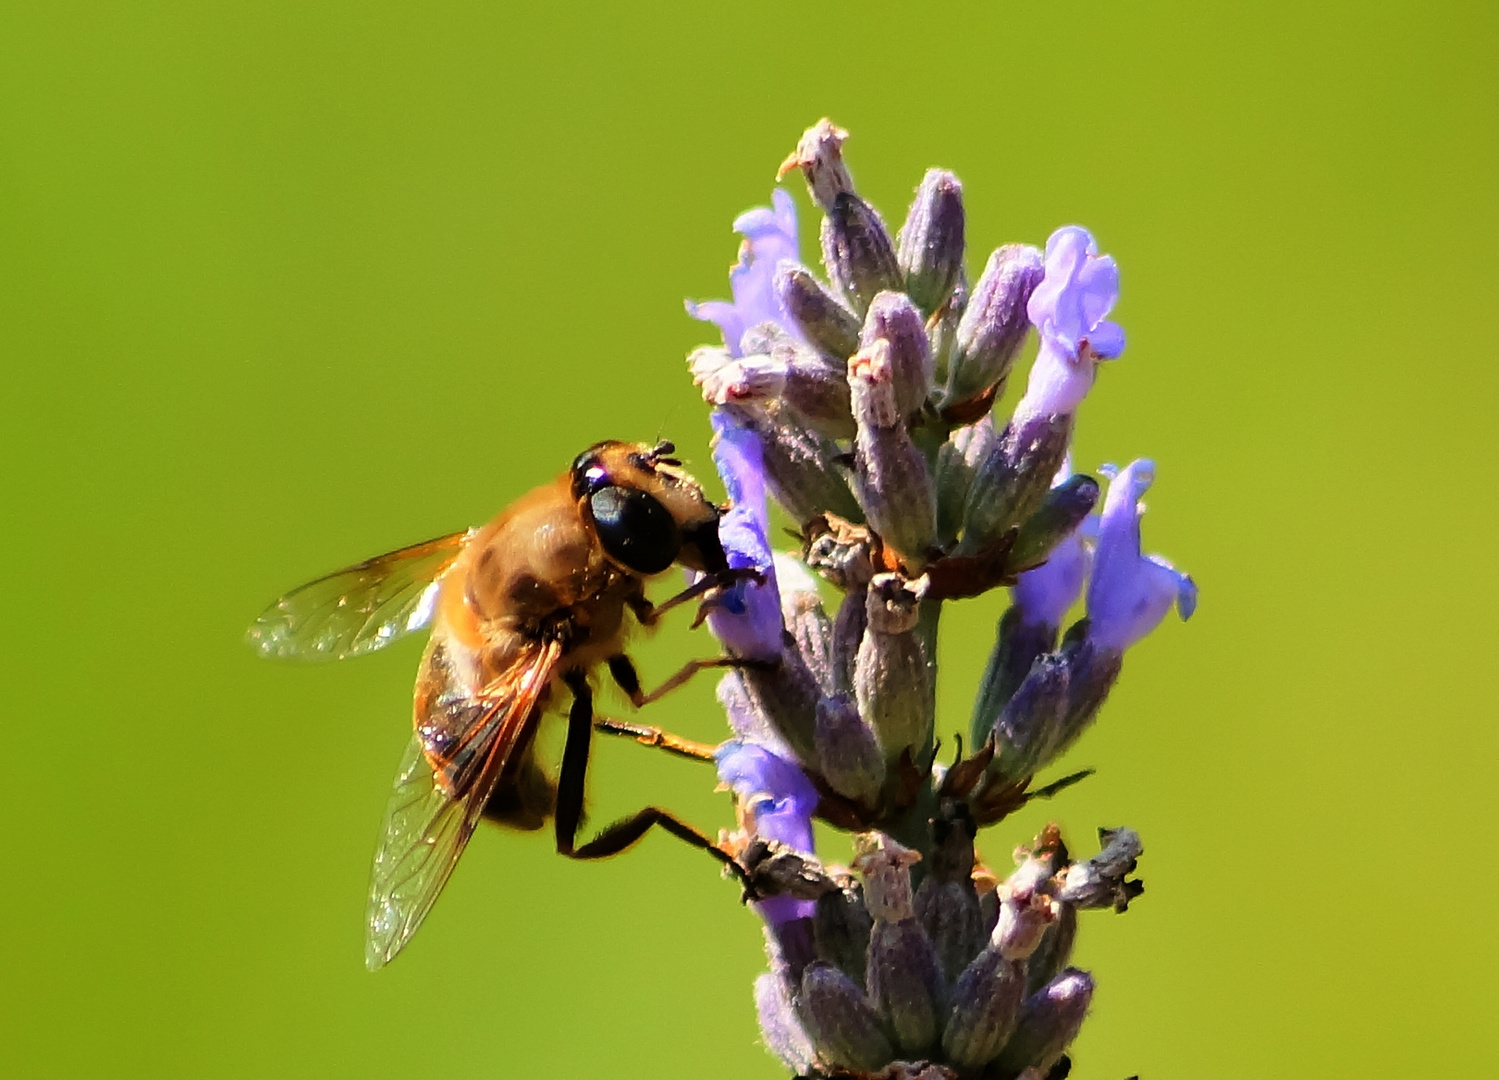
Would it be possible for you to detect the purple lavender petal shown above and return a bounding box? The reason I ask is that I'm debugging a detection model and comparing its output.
[706,409,784,662]
[717,739,819,927]
[1012,530,1091,630]
[1086,459,1196,653]
[687,188,803,356]
[1015,226,1125,418]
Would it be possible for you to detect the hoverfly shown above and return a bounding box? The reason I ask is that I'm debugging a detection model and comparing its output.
[248,440,746,968]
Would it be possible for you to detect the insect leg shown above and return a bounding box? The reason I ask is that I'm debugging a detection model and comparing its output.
[635,655,778,706]
[591,715,718,762]
[554,671,746,883]
[634,566,767,627]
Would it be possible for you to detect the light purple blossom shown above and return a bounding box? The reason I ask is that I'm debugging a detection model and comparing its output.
[687,188,803,356]
[716,739,819,927]
[1014,226,1125,420]
[704,405,784,664]
[1085,459,1197,653]
[1011,460,1093,629]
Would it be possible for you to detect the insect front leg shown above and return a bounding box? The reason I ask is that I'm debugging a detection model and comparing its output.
[554,670,746,884]
[631,566,767,627]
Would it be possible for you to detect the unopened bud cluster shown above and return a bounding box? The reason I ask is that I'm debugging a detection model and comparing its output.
[688,120,1195,1077]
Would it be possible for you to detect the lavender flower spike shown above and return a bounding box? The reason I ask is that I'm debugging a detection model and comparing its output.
[716,740,819,928]
[1086,459,1197,654]
[705,409,784,663]
[687,188,803,356]
[1013,226,1125,421]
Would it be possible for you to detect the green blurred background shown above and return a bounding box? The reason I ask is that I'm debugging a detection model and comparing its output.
[2,1,1495,1076]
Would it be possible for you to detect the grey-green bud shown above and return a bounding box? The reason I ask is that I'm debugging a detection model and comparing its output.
[855,573,934,762]
[814,692,887,807]
[813,878,874,986]
[780,118,854,213]
[725,404,862,526]
[850,345,938,563]
[940,948,1026,1072]
[946,244,1044,408]
[776,262,863,363]
[897,169,966,317]
[797,961,894,1072]
[992,969,1095,1079]
[970,606,1061,749]
[822,192,902,317]
[1009,473,1100,571]
[961,413,1073,555]
[861,290,936,419]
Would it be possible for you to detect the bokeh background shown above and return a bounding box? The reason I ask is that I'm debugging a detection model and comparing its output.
[3,1,1495,1076]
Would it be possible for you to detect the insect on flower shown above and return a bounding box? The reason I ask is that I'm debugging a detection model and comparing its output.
[247,440,752,969]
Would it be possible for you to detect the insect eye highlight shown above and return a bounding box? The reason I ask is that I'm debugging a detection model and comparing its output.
[587,485,681,575]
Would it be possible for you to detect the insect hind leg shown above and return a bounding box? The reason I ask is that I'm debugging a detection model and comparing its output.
[555,669,744,883]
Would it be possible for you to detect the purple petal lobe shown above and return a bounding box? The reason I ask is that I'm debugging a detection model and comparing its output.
[706,409,784,661]
[1085,460,1196,652]
[689,189,803,356]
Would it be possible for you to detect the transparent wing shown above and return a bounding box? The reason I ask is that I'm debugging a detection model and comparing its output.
[246,531,471,661]
[364,638,563,970]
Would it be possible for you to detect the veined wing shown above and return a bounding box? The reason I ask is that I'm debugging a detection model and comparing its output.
[246,531,471,661]
[364,637,564,970]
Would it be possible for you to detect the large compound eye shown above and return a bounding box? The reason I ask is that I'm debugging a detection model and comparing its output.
[588,485,681,575]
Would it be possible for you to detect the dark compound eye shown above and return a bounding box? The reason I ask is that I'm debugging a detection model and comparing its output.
[588,485,681,575]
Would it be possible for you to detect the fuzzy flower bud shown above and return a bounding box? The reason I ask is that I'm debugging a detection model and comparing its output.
[914,804,986,983]
[849,344,938,563]
[897,169,966,316]
[813,877,874,987]
[855,834,946,1056]
[1009,472,1100,573]
[823,192,903,317]
[775,261,863,362]
[797,962,894,1072]
[860,290,936,419]
[779,118,854,213]
[755,972,817,1074]
[941,949,1026,1072]
[946,244,1045,409]
[814,692,886,807]
[960,414,1073,556]
[992,969,1095,1078]
[855,573,934,762]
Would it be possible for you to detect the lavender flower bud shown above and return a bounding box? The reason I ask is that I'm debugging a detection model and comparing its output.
[831,582,867,696]
[935,415,997,546]
[779,118,854,213]
[855,573,934,762]
[940,949,1026,1072]
[850,344,938,563]
[1025,904,1077,996]
[914,804,985,982]
[960,413,1073,556]
[754,971,817,1074]
[861,291,936,419]
[776,555,834,695]
[733,653,824,768]
[985,653,1070,782]
[1057,827,1144,912]
[928,270,967,393]
[813,877,874,986]
[947,244,1045,409]
[854,835,946,1056]
[725,404,862,526]
[1008,473,1100,572]
[814,692,887,807]
[992,969,1095,1078]
[897,169,966,316]
[823,192,903,317]
[776,261,863,362]
[798,961,894,1072]
[969,607,1059,748]
[1052,632,1124,753]
[778,345,857,440]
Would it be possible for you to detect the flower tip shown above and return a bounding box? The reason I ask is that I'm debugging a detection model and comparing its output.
[1175,572,1199,620]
